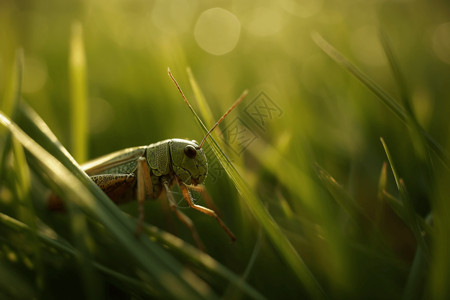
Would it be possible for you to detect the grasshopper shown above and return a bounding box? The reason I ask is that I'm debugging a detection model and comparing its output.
[48,70,244,249]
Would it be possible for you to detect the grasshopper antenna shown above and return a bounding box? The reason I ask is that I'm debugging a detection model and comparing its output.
[168,68,195,112]
[198,90,247,148]
[168,68,248,148]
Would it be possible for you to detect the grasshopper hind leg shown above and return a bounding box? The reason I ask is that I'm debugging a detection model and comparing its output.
[135,157,153,236]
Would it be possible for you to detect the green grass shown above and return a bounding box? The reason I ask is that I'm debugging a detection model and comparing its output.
[1,1,450,299]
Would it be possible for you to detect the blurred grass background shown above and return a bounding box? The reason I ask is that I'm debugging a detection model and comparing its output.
[1,0,450,299]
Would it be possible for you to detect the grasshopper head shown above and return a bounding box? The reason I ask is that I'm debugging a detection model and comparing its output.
[170,139,207,185]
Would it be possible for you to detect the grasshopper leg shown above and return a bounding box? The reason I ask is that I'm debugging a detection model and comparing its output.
[135,157,153,236]
[187,185,219,215]
[163,181,206,251]
[178,181,236,242]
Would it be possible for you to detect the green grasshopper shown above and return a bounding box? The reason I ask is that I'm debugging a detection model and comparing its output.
[48,70,243,249]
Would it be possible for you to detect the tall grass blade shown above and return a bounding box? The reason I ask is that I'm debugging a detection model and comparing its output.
[16,102,264,299]
[312,32,407,122]
[210,137,326,299]
[0,49,23,185]
[313,33,449,168]
[378,31,414,118]
[375,162,388,227]
[11,137,45,293]
[378,30,430,163]
[223,228,264,300]
[380,138,429,258]
[0,212,160,298]
[187,68,216,131]
[381,191,431,239]
[0,111,217,299]
[66,203,102,300]
[69,21,88,163]
[139,221,266,300]
[0,49,23,119]
[402,246,426,300]
[178,71,326,299]
[315,163,369,224]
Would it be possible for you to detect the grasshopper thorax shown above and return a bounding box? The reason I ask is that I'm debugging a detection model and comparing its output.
[168,138,207,185]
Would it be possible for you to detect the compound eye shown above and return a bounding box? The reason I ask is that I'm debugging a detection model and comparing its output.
[184,145,197,159]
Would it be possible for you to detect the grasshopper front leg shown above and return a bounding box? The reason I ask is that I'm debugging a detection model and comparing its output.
[178,180,236,242]
[162,180,206,251]
[187,184,218,215]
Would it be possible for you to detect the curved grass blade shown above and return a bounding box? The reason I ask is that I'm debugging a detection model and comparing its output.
[315,163,369,224]
[313,32,449,168]
[312,32,407,122]
[179,70,327,299]
[0,212,161,298]
[11,137,45,293]
[0,111,218,299]
[378,31,414,118]
[187,67,216,133]
[402,246,426,300]
[223,228,264,300]
[378,30,432,171]
[16,102,264,299]
[380,138,429,259]
[138,219,266,300]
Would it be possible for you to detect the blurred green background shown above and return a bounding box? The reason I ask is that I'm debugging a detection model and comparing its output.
[1,0,450,299]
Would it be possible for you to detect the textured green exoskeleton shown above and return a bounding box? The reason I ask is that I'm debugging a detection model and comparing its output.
[47,70,245,249]
[48,138,233,249]
[81,138,208,201]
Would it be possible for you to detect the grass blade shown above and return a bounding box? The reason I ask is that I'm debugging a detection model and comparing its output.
[313,32,449,168]
[315,163,369,224]
[0,212,160,298]
[380,138,429,259]
[139,220,266,300]
[312,32,407,122]
[187,67,216,131]
[379,30,431,165]
[175,70,327,299]
[0,111,218,299]
[15,102,264,299]
[0,49,23,119]
[210,134,326,299]
[378,30,414,118]
[0,49,23,186]
[69,21,88,163]
[10,137,45,293]
[402,246,426,300]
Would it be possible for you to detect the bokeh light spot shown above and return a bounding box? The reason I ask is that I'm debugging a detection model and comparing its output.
[194,8,241,55]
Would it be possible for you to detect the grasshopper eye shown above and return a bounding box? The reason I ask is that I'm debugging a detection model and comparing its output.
[184,145,197,159]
